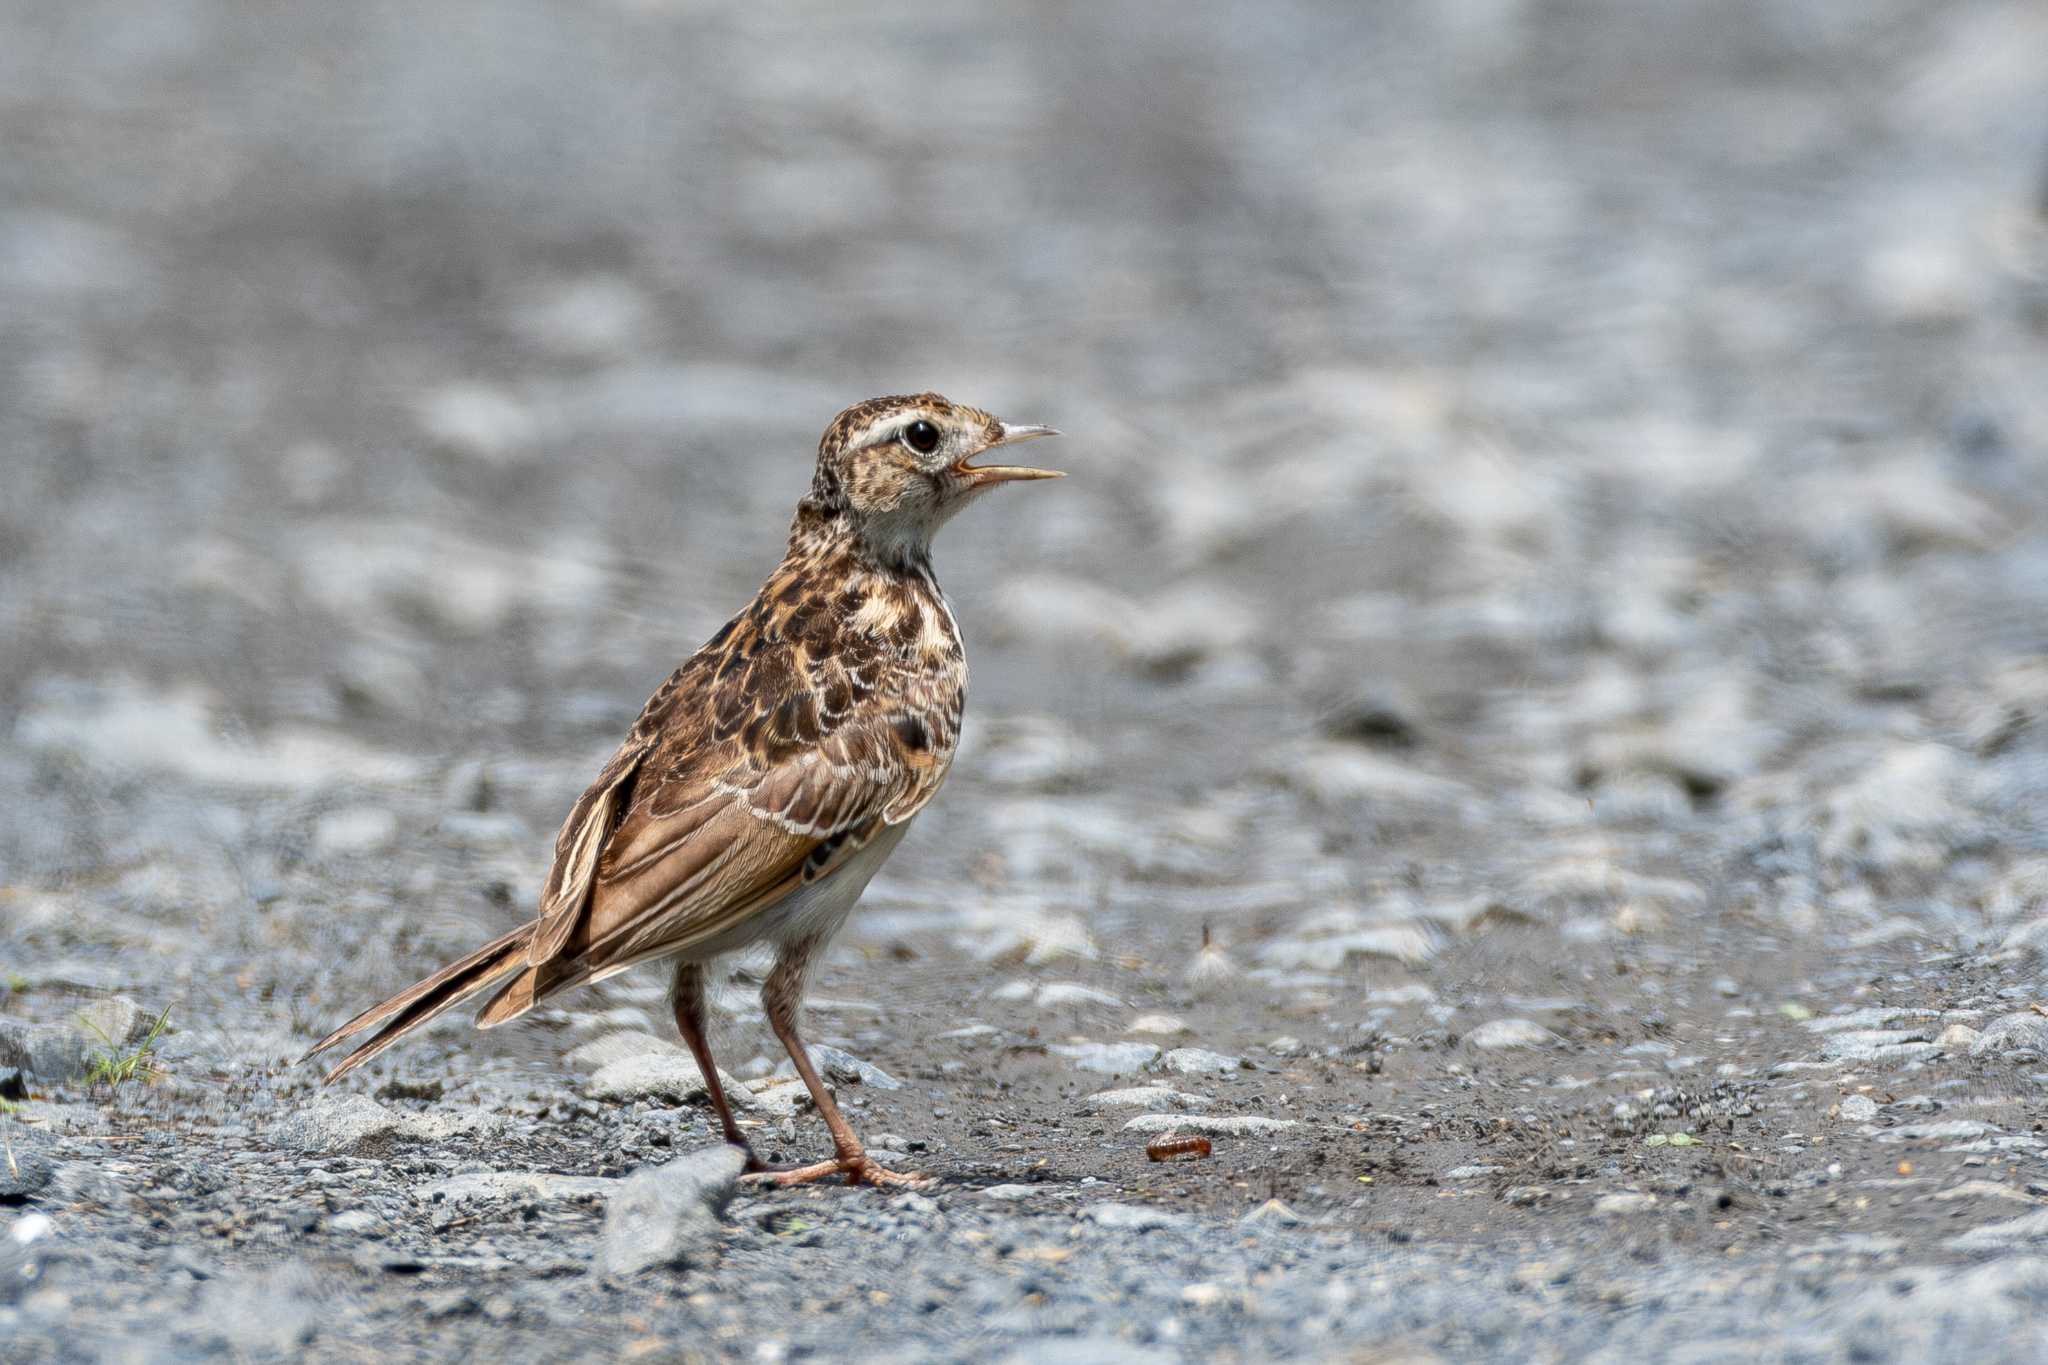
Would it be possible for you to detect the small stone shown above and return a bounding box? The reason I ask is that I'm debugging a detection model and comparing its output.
[1466,1018,1558,1050]
[1443,1165,1503,1181]
[1049,1042,1160,1075]
[267,1094,401,1155]
[1504,1186,1550,1206]
[1180,1283,1226,1307]
[1937,1024,1984,1049]
[588,1053,755,1108]
[1034,983,1123,1009]
[1594,1193,1659,1215]
[1082,1201,1188,1232]
[1885,1120,1998,1142]
[776,1045,902,1091]
[1265,1036,1305,1057]
[0,1148,54,1202]
[741,1078,811,1119]
[313,806,399,856]
[1120,1114,1298,1136]
[979,1184,1041,1201]
[1971,1013,2048,1056]
[1125,1014,1189,1037]
[563,1031,686,1074]
[597,1147,744,1277]
[1838,1095,1880,1123]
[1712,977,1741,998]
[1241,1198,1304,1227]
[1156,1047,1244,1075]
[1949,1209,2048,1251]
[1082,1086,1208,1113]
[419,1171,616,1207]
[327,1209,383,1236]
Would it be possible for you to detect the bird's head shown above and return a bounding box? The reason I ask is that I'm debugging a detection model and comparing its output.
[803,392,1061,567]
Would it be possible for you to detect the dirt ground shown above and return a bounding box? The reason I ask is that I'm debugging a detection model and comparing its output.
[6,2,2048,1361]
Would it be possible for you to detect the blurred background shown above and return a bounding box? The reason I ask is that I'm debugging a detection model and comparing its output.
[4,0,2048,1104]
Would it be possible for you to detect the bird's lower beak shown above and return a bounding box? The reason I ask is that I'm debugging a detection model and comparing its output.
[955,423,1064,487]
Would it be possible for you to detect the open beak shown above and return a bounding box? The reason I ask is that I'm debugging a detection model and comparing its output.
[954,423,1064,487]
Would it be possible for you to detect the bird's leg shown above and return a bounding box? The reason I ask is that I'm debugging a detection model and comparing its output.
[670,960,763,1172]
[743,935,931,1189]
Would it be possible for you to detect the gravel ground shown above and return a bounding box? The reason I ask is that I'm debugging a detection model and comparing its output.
[6,2,2048,1361]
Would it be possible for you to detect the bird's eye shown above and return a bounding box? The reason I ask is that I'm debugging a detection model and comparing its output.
[902,419,940,455]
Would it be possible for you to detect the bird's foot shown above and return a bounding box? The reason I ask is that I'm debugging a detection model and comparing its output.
[740,1152,933,1189]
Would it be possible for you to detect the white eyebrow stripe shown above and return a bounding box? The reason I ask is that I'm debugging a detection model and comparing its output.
[846,411,935,450]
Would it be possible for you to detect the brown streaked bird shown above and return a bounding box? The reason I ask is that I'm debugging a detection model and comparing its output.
[302,393,1061,1188]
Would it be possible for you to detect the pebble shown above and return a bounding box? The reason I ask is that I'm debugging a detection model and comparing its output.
[1838,1095,1880,1122]
[1082,1086,1209,1113]
[1265,1036,1305,1057]
[774,1044,902,1091]
[562,1031,686,1074]
[0,1148,54,1202]
[1049,1042,1160,1075]
[979,1184,1042,1202]
[1442,1165,1503,1181]
[597,1147,744,1278]
[419,1171,616,1207]
[1125,1014,1189,1036]
[1120,1114,1298,1136]
[1032,983,1124,1009]
[587,1054,756,1109]
[1948,1209,2048,1251]
[1257,926,1436,971]
[313,806,399,856]
[1155,1047,1244,1075]
[1970,1013,2048,1056]
[1937,1024,1984,1049]
[1081,1201,1189,1232]
[1593,1193,1659,1215]
[266,1094,502,1154]
[1466,1019,1558,1050]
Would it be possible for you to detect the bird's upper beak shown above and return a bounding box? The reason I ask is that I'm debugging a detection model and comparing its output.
[955,423,1064,487]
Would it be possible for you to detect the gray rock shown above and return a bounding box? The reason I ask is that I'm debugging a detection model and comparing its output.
[47,1161,124,1209]
[1838,1095,1880,1122]
[327,1209,384,1236]
[1883,1120,1999,1142]
[1949,1208,2048,1251]
[1466,1018,1558,1049]
[419,1171,616,1208]
[267,1094,501,1154]
[0,1018,90,1081]
[563,1031,685,1073]
[0,1148,54,1202]
[1081,1201,1188,1232]
[1049,1042,1160,1075]
[1031,982,1123,1009]
[1820,1029,1938,1063]
[313,806,399,856]
[267,1093,400,1154]
[587,1053,754,1108]
[978,1184,1043,1201]
[1970,1013,2048,1056]
[1594,1193,1659,1215]
[597,1146,744,1277]
[1156,1047,1245,1075]
[1121,1114,1298,1136]
[1082,1086,1208,1113]
[1443,1165,1504,1181]
[774,1044,902,1091]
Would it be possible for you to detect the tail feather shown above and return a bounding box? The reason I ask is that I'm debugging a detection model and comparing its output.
[300,923,535,1083]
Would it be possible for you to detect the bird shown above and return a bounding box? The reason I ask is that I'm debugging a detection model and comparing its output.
[300,393,1062,1188]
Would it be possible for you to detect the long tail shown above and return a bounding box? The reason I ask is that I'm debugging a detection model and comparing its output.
[300,923,537,1083]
